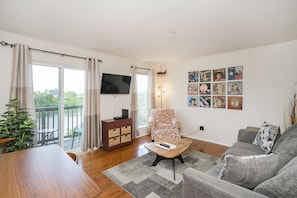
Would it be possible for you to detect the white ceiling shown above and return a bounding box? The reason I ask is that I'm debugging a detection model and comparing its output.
[1,0,297,63]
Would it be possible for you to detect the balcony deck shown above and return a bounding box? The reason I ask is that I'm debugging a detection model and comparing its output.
[38,135,82,151]
[35,105,83,151]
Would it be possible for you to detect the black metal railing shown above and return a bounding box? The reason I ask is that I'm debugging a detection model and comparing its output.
[35,105,83,143]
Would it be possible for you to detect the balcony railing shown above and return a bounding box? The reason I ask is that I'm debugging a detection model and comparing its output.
[35,105,83,144]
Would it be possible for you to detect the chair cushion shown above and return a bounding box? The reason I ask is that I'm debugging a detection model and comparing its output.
[153,128,180,142]
[252,122,280,154]
[219,154,279,189]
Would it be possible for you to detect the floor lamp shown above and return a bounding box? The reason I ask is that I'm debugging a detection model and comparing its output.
[157,86,166,108]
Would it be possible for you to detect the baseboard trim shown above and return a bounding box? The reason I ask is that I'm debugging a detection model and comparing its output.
[181,134,231,147]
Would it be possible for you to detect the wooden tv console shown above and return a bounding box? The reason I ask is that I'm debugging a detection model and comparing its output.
[102,118,133,151]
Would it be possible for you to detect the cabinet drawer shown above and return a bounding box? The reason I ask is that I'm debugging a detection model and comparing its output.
[108,128,120,138]
[109,136,120,147]
[121,134,131,143]
[121,126,131,134]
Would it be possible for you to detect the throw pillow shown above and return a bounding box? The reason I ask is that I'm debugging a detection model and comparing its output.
[252,122,280,154]
[254,156,297,197]
[218,154,279,189]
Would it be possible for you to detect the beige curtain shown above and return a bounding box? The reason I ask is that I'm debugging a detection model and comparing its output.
[130,66,155,138]
[148,68,156,112]
[10,43,37,143]
[147,68,156,135]
[83,58,101,151]
[130,66,139,138]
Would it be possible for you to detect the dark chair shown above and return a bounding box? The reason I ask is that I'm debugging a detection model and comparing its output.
[71,127,82,149]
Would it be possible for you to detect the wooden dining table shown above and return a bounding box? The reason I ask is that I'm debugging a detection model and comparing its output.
[0,144,101,198]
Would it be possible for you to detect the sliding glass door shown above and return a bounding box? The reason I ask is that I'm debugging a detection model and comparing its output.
[33,65,84,150]
[63,69,84,150]
[136,73,149,137]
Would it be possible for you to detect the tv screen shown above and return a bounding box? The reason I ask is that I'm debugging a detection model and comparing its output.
[100,73,132,94]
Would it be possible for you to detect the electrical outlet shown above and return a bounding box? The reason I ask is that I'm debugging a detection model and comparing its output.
[200,126,204,131]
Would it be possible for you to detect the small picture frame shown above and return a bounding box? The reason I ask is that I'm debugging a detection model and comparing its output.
[188,96,198,107]
[199,96,211,108]
[188,71,199,82]
[228,66,243,80]
[199,83,211,95]
[200,70,211,82]
[228,96,243,110]
[213,96,226,108]
[227,81,242,95]
[212,82,226,95]
[188,84,198,95]
[213,68,226,81]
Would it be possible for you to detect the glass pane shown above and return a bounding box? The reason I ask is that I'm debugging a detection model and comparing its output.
[64,69,84,150]
[136,74,148,127]
[33,65,60,146]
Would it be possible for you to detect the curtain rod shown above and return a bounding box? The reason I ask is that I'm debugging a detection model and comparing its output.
[130,66,150,70]
[0,41,103,63]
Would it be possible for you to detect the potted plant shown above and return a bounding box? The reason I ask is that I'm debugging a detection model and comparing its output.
[0,99,35,152]
[284,82,297,130]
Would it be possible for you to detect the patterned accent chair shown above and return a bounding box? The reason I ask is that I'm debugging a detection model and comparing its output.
[148,108,181,142]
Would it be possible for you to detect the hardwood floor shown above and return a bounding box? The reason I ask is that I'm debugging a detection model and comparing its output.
[77,135,229,198]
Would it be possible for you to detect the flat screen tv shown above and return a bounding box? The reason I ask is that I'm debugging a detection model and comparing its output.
[100,73,132,94]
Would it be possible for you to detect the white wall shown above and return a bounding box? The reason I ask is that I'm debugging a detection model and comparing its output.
[0,30,150,120]
[2,30,297,147]
[161,40,297,146]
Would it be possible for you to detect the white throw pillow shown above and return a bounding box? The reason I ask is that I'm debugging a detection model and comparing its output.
[252,122,280,154]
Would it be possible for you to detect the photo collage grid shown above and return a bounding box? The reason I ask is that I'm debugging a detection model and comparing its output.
[188,66,243,110]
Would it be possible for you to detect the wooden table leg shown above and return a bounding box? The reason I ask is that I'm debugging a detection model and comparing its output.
[151,154,185,180]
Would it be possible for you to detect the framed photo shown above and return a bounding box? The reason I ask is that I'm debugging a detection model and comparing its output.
[199,83,211,95]
[228,66,243,80]
[213,68,226,81]
[188,71,199,82]
[213,96,226,108]
[199,96,211,108]
[200,70,211,82]
[227,81,242,95]
[228,96,243,110]
[188,96,198,107]
[188,84,198,95]
[212,82,226,95]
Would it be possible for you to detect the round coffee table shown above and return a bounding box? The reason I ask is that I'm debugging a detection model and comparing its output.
[144,138,193,180]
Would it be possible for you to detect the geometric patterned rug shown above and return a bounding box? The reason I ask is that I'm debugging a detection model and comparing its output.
[103,150,219,198]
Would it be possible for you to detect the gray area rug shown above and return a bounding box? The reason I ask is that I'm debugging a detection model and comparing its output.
[103,149,219,198]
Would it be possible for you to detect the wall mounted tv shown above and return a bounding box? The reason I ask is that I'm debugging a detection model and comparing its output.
[100,73,132,94]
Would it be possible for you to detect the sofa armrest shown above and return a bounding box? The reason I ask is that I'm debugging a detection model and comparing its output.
[237,128,259,143]
[183,168,268,198]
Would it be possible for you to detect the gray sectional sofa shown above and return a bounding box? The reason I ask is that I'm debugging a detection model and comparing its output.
[183,124,297,198]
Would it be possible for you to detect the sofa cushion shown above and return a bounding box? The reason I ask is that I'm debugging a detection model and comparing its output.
[272,123,297,168]
[237,128,259,143]
[272,123,297,152]
[252,122,280,154]
[205,160,224,177]
[219,154,279,189]
[221,142,265,159]
[254,156,297,198]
